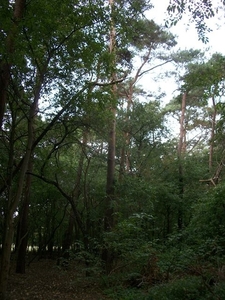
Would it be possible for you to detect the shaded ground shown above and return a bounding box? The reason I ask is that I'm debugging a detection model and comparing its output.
[8,259,109,300]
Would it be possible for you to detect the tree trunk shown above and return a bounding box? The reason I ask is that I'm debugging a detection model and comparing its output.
[62,208,74,256]
[102,106,116,274]
[119,103,131,180]
[177,92,186,231]
[102,0,117,274]
[178,93,187,155]
[47,198,56,258]
[72,128,89,247]
[15,160,32,273]
[0,0,26,129]
[209,95,216,171]
[118,49,152,180]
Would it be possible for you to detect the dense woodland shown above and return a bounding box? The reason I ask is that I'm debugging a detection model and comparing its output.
[1,0,225,299]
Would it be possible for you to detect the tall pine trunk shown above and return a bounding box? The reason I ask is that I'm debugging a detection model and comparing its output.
[102,0,117,274]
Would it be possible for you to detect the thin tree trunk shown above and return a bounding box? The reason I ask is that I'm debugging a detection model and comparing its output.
[177,92,186,231]
[209,95,216,171]
[62,129,88,256]
[119,103,132,180]
[46,197,57,258]
[178,93,187,155]
[73,128,89,247]
[119,146,126,181]
[103,106,116,274]
[15,158,33,273]
[62,207,74,256]
[119,49,153,180]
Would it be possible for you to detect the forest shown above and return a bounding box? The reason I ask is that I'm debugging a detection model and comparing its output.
[1,0,225,299]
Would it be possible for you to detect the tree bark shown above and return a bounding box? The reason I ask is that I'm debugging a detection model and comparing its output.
[15,159,32,273]
[62,128,88,256]
[62,208,74,256]
[0,0,26,129]
[177,92,186,231]
[102,106,116,274]
[178,93,187,155]
[209,95,216,171]
[118,49,152,180]
[101,0,117,274]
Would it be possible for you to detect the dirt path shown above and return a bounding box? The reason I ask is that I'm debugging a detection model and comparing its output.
[8,259,109,300]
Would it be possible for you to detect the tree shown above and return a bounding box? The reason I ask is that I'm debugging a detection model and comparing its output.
[116,18,176,180]
[100,0,117,274]
[180,54,225,172]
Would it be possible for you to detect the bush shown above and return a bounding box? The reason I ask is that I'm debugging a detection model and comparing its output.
[104,286,149,300]
[147,276,206,300]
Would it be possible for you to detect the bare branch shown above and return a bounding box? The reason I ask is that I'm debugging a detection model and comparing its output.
[90,72,127,87]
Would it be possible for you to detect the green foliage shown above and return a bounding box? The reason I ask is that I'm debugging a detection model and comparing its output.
[129,19,176,51]
[188,183,225,242]
[147,276,206,300]
[104,286,149,300]
[171,49,203,65]
[60,240,102,276]
[181,53,225,98]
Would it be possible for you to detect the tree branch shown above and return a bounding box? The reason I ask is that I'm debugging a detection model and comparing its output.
[90,72,127,86]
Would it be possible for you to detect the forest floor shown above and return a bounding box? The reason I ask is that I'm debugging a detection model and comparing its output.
[8,258,110,300]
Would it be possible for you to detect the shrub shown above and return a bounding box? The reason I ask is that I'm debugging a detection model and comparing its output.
[147,276,206,300]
